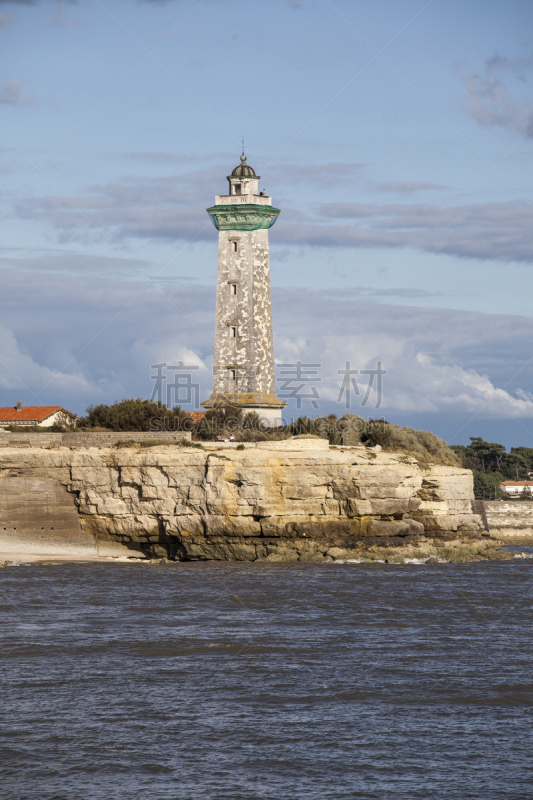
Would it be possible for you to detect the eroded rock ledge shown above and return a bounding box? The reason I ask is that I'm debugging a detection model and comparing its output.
[0,443,508,563]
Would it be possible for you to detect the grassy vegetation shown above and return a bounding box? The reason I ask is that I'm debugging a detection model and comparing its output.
[364,423,460,467]
[113,439,205,450]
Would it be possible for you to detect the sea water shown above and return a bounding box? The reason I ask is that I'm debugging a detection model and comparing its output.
[1,553,532,800]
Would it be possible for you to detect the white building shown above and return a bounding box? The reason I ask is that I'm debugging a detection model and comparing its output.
[500,480,533,497]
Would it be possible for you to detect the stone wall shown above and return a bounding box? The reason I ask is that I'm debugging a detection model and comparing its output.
[480,500,533,542]
[0,431,191,449]
[255,438,330,451]
[212,226,275,397]
[0,476,98,556]
[0,443,504,563]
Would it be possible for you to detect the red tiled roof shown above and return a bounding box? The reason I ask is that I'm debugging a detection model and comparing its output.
[186,411,207,421]
[0,406,75,422]
[501,481,533,487]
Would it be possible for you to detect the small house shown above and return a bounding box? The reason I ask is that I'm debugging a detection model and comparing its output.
[500,480,533,497]
[0,402,77,429]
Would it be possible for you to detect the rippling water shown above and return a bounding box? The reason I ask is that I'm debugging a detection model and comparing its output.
[1,555,533,800]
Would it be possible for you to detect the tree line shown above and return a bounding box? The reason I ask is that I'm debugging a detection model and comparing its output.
[451,437,533,500]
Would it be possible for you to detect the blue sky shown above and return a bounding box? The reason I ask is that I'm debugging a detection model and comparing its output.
[1,0,533,447]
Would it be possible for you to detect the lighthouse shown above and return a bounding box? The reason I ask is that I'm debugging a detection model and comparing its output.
[201,152,286,426]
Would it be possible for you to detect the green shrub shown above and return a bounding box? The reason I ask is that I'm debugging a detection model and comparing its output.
[79,399,189,432]
[281,413,366,445]
[337,414,366,446]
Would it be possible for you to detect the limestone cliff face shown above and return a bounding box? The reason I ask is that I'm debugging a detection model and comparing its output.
[0,443,502,562]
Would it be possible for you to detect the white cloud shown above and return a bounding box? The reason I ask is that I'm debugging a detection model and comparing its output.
[316,200,533,263]
[459,53,533,138]
[292,333,533,419]
[272,288,533,420]
[0,78,34,106]
[0,268,532,422]
[0,324,90,395]
[410,353,533,417]
[266,161,365,188]
[377,182,446,193]
[13,168,533,264]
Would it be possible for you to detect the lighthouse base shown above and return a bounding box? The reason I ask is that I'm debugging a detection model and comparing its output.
[200,393,286,428]
[250,406,285,428]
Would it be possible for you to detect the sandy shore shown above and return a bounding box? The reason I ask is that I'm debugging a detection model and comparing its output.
[0,552,149,565]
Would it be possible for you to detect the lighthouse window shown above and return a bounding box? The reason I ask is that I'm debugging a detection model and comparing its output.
[230,369,236,381]
[230,326,237,339]
[230,283,237,295]
[232,240,238,252]
[234,183,241,195]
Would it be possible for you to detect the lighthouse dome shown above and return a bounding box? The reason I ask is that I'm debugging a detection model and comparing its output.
[231,153,258,179]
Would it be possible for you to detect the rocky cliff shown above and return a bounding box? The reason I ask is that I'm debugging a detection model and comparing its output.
[0,442,509,563]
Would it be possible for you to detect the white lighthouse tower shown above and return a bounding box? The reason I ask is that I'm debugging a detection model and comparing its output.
[201,152,286,426]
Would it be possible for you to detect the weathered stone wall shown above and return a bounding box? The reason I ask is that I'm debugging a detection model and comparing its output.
[480,500,533,542]
[0,431,191,449]
[0,444,502,563]
[255,438,330,451]
[0,476,98,556]
[212,226,275,396]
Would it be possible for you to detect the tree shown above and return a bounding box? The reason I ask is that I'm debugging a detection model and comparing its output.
[472,469,507,500]
[503,447,533,480]
[520,486,533,501]
[242,411,262,430]
[453,438,508,473]
[468,437,506,471]
[205,403,243,428]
